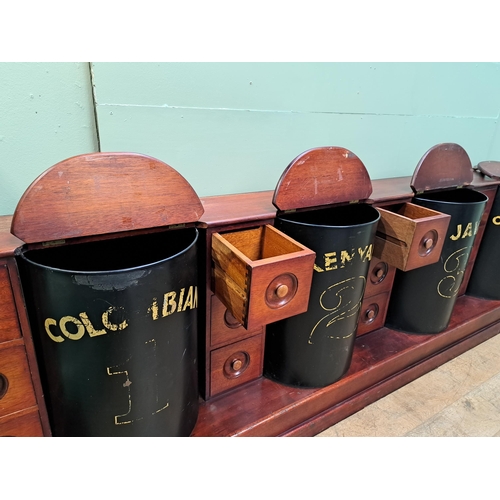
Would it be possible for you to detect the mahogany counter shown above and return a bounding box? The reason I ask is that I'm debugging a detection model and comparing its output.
[0,173,499,436]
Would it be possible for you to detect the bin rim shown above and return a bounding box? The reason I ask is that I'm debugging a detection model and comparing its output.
[276,204,380,230]
[414,188,488,206]
[16,227,199,276]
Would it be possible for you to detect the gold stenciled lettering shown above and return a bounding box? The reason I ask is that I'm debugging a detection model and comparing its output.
[324,252,337,271]
[315,246,374,273]
[148,298,159,320]
[450,224,462,240]
[59,316,85,341]
[340,250,355,267]
[79,312,106,337]
[450,222,476,240]
[462,222,473,238]
[176,288,186,312]
[492,215,500,226]
[44,318,64,342]
[162,291,177,317]
[102,306,128,331]
[358,244,373,262]
[182,286,198,311]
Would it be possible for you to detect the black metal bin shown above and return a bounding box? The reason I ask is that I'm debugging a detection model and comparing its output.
[11,152,204,436]
[263,147,380,388]
[385,144,488,334]
[466,162,500,300]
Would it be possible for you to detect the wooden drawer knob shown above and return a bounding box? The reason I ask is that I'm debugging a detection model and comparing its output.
[0,373,9,400]
[418,230,438,256]
[265,273,298,309]
[223,351,250,378]
[275,284,289,298]
[371,262,388,284]
[231,359,243,371]
[223,309,242,329]
[364,304,379,323]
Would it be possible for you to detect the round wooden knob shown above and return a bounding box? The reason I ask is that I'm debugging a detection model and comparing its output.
[371,262,388,284]
[275,284,289,298]
[418,230,438,256]
[366,309,376,320]
[265,273,298,308]
[231,359,243,371]
[224,309,242,329]
[0,373,8,400]
[223,351,249,379]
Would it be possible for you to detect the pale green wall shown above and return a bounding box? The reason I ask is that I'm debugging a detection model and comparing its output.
[0,63,98,215]
[2,63,500,216]
[92,62,500,198]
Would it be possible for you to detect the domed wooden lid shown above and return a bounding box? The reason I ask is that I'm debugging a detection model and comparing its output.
[272,146,373,211]
[11,152,204,243]
[475,160,500,179]
[410,143,473,194]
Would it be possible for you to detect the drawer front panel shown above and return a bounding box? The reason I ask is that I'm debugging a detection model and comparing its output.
[356,292,390,337]
[363,257,396,298]
[211,295,263,348]
[0,408,43,437]
[0,265,22,343]
[0,344,37,418]
[210,334,264,397]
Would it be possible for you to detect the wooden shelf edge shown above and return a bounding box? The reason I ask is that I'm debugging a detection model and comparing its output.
[192,295,500,437]
[282,320,500,437]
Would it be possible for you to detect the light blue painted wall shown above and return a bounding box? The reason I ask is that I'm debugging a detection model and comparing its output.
[0,63,98,215]
[92,62,500,198]
[3,63,500,216]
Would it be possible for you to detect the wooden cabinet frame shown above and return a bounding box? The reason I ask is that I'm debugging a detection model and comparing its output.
[1,173,499,437]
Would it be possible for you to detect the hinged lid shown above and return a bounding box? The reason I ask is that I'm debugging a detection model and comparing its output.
[475,161,500,179]
[11,152,204,244]
[272,146,373,212]
[410,143,473,194]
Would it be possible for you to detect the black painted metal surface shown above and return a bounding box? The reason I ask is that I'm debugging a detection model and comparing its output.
[467,188,500,299]
[264,204,380,388]
[17,228,199,436]
[386,188,487,334]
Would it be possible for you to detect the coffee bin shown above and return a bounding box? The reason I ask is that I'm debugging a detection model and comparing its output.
[385,144,488,334]
[467,161,500,299]
[264,147,380,388]
[12,153,204,437]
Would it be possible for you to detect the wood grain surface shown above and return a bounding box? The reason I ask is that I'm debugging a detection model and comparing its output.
[11,152,204,243]
[273,147,373,211]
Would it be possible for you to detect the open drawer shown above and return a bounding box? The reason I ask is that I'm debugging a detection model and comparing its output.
[374,202,451,271]
[212,224,315,330]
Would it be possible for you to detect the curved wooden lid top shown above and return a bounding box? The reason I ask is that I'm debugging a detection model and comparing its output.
[475,161,500,179]
[11,152,204,243]
[410,143,473,194]
[272,147,373,211]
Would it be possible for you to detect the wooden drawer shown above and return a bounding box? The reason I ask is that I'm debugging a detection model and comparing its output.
[210,294,263,349]
[212,225,315,330]
[0,265,22,343]
[0,343,37,418]
[210,334,264,397]
[356,292,390,337]
[374,203,450,271]
[363,256,396,298]
[0,407,43,437]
